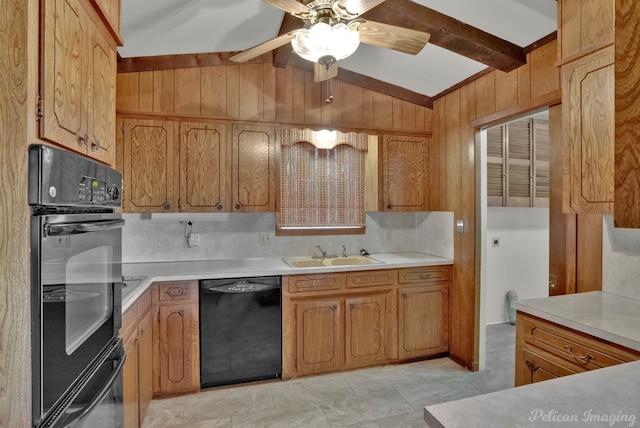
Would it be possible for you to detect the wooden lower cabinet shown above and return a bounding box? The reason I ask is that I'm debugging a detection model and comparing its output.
[294,299,344,376]
[398,283,449,359]
[283,266,449,379]
[121,289,152,428]
[151,281,200,396]
[515,311,640,386]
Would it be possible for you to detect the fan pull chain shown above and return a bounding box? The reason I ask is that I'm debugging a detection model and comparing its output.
[325,77,334,104]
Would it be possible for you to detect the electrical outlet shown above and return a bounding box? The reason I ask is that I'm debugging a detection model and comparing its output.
[258,232,272,246]
[189,233,200,247]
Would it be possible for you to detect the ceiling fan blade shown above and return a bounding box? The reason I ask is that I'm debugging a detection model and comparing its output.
[229,32,298,62]
[314,62,338,82]
[356,20,430,55]
[336,0,387,16]
[263,0,313,17]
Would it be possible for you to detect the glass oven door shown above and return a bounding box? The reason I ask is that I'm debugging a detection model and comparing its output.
[32,212,124,424]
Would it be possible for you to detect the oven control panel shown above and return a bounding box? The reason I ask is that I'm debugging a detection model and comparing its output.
[79,177,120,203]
[29,144,122,208]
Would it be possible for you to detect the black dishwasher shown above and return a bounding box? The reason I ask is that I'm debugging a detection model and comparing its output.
[199,276,282,388]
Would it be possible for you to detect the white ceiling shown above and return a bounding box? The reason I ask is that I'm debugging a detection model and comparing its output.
[118,0,558,98]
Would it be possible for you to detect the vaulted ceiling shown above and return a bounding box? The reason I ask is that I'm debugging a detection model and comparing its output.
[118,0,557,107]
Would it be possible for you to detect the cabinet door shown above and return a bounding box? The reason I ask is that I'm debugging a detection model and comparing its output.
[122,119,178,212]
[295,299,343,376]
[179,122,229,212]
[562,46,614,214]
[87,27,116,165]
[137,310,153,426]
[41,0,89,154]
[153,303,200,395]
[398,284,449,359]
[382,135,430,211]
[231,125,276,212]
[122,330,139,428]
[516,348,582,386]
[345,294,387,367]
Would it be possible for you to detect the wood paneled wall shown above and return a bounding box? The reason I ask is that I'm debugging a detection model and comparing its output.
[432,40,560,370]
[0,0,36,426]
[117,63,432,134]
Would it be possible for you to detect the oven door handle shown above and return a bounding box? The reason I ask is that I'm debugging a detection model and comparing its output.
[67,344,126,428]
[45,219,125,237]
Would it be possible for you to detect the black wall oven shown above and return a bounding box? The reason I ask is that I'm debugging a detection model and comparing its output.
[29,145,125,428]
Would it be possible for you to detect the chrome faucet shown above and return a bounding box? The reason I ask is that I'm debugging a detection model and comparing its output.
[342,244,347,257]
[316,244,327,258]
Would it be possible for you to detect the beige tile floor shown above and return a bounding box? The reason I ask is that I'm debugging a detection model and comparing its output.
[143,323,515,428]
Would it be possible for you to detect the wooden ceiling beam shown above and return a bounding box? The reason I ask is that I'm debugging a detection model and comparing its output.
[361,0,526,72]
[273,13,301,68]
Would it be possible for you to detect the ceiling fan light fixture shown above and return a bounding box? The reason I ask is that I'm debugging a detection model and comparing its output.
[292,22,360,63]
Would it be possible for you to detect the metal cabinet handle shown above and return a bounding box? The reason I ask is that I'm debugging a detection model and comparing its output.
[163,203,171,210]
[92,138,107,151]
[78,134,89,146]
[179,309,185,316]
[235,203,242,209]
[331,305,337,311]
[525,359,537,372]
[216,203,223,210]
[563,345,595,364]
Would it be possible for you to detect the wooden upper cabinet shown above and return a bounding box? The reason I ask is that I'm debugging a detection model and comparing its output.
[381,135,430,211]
[562,46,614,214]
[179,122,230,212]
[120,119,178,212]
[231,125,276,212]
[90,0,122,43]
[41,0,117,166]
[615,0,640,228]
[558,0,614,61]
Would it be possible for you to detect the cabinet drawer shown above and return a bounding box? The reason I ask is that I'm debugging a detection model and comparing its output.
[398,266,451,284]
[521,314,640,371]
[346,270,396,288]
[520,347,583,385]
[153,281,198,305]
[285,274,346,293]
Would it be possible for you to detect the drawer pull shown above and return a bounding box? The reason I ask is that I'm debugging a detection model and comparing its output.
[419,274,432,279]
[525,359,538,372]
[165,287,185,298]
[563,345,595,364]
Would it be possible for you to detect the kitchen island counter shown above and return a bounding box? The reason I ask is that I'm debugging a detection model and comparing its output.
[424,291,640,427]
[121,251,452,311]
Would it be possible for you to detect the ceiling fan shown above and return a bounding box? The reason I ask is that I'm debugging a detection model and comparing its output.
[229,0,431,82]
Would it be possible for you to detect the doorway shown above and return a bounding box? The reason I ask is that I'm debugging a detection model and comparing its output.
[476,109,551,370]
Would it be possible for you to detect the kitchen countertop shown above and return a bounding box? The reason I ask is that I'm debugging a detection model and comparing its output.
[512,291,640,353]
[423,359,640,427]
[121,251,453,312]
[424,291,640,427]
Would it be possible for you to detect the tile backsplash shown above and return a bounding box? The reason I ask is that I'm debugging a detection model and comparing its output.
[121,211,454,263]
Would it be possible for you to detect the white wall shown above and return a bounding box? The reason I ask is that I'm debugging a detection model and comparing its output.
[121,211,454,263]
[485,207,550,324]
[602,215,640,299]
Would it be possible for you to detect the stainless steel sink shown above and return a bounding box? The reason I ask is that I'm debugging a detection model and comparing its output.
[283,255,384,268]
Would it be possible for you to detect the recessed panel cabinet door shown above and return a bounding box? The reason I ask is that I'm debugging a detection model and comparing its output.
[87,28,116,165]
[345,294,387,367]
[179,122,230,212]
[382,135,430,211]
[295,299,343,376]
[41,0,88,153]
[154,303,200,395]
[121,119,178,212]
[562,46,614,214]
[232,125,276,212]
[398,284,449,359]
